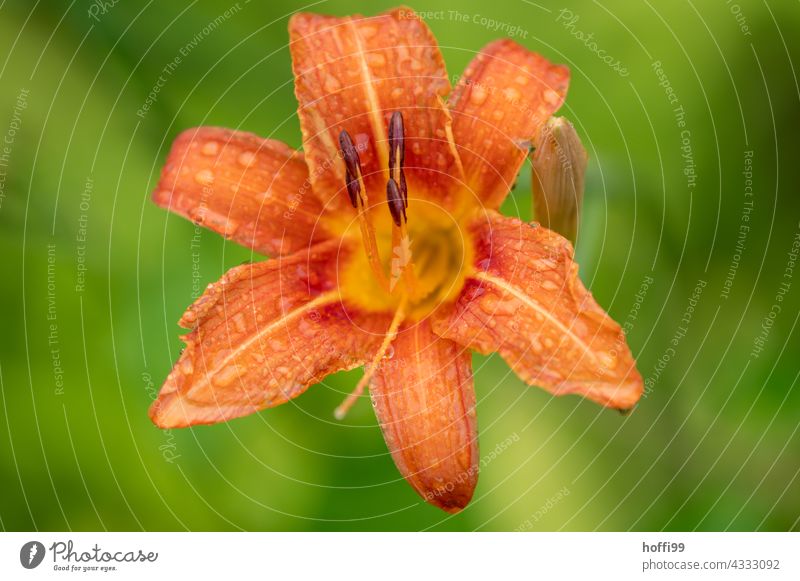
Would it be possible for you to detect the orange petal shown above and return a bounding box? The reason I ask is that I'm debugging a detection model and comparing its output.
[433,212,643,410]
[289,7,463,212]
[450,40,569,210]
[150,240,391,428]
[371,318,478,513]
[153,127,328,256]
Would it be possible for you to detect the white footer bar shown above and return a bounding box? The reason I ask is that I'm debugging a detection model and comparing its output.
[1,532,797,579]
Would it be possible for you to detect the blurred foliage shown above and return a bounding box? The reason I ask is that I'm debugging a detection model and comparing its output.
[1,0,798,531]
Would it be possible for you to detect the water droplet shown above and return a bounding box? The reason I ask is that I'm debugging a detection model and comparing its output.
[201,141,220,156]
[600,352,617,370]
[492,109,505,121]
[469,85,488,106]
[230,312,247,334]
[179,357,194,375]
[212,349,232,368]
[194,169,214,185]
[541,279,558,291]
[367,53,386,68]
[382,344,395,360]
[360,25,378,39]
[296,318,316,338]
[515,75,529,86]
[237,151,256,167]
[504,87,520,101]
[544,89,561,105]
[324,74,341,93]
[212,364,240,387]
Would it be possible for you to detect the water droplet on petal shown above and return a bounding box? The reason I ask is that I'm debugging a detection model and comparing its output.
[230,312,247,334]
[367,53,386,68]
[194,169,214,185]
[469,85,488,106]
[382,344,394,360]
[180,357,194,375]
[237,151,256,167]
[212,349,232,368]
[324,75,341,93]
[212,364,240,387]
[544,89,561,105]
[201,141,220,156]
[504,87,521,101]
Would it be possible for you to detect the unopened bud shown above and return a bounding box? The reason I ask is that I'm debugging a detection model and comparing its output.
[531,117,588,244]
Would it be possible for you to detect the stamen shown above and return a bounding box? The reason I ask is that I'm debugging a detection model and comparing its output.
[386,177,406,227]
[339,129,389,290]
[388,111,408,207]
[387,178,417,294]
[334,294,408,420]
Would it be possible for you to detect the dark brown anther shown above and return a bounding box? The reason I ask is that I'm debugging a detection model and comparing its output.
[344,169,360,208]
[339,130,362,208]
[388,112,408,208]
[386,178,406,228]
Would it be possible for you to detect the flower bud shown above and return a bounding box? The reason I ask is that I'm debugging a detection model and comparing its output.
[531,117,588,244]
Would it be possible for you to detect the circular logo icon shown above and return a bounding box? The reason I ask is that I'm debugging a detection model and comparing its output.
[19,541,46,569]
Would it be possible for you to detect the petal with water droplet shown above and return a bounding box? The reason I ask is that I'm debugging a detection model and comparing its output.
[449,40,570,210]
[153,127,329,256]
[149,240,392,428]
[432,212,643,410]
[371,318,478,513]
[289,8,463,211]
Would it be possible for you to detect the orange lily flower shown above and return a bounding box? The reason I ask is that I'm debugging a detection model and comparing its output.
[149,6,643,513]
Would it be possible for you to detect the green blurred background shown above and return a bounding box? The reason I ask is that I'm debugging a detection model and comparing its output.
[1,0,798,531]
